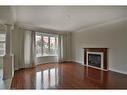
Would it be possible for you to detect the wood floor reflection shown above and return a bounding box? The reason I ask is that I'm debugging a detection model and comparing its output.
[11,62,127,89]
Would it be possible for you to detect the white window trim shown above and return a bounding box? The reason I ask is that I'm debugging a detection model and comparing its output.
[36,32,58,57]
[0,34,6,57]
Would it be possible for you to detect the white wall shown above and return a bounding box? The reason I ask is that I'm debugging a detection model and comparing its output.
[35,56,57,65]
[71,19,127,74]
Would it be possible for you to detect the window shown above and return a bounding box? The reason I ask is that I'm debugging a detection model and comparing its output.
[43,36,49,55]
[50,37,56,55]
[35,32,58,57]
[0,34,6,56]
[35,32,42,57]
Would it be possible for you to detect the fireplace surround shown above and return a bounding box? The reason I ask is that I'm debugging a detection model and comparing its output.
[84,48,108,70]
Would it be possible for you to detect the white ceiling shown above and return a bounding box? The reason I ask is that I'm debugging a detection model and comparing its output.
[14,6,127,32]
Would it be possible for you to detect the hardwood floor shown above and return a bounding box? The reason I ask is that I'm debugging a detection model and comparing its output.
[11,62,127,89]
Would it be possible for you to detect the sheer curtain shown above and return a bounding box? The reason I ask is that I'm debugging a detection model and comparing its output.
[24,31,35,68]
[13,26,36,70]
[13,25,71,70]
[57,32,72,63]
[57,34,64,62]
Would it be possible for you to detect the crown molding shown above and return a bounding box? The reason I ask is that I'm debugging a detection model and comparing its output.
[15,22,71,34]
[77,17,127,32]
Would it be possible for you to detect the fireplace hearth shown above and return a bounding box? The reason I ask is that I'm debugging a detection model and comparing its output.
[84,48,108,70]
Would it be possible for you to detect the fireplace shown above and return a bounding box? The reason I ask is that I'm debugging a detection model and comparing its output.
[87,52,103,69]
[84,48,108,70]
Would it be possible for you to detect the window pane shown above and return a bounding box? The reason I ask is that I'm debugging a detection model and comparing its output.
[35,33,42,57]
[50,37,56,55]
[43,36,49,55]
[35,32,58,57]
[0,34,6,41]
[0,43,5,56]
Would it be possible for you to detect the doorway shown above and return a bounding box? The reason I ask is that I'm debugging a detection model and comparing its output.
[0,33,6,80]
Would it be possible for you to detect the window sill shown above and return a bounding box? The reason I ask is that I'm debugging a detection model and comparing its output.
[0,55,4,57]
[36,55,57,58]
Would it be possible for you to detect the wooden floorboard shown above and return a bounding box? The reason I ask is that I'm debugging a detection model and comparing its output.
[10,62,127,89]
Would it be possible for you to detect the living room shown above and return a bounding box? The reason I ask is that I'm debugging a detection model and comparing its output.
[0,5,127,91]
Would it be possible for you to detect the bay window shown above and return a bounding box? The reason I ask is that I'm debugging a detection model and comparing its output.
[35,32,58,57]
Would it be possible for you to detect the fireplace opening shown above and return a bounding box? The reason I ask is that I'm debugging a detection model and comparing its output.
[84,48,108,70]
[88,54,101,68]
[86,51,104,70]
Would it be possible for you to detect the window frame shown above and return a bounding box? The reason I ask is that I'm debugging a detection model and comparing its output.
[35,32,58,57]
[0,33,6,56]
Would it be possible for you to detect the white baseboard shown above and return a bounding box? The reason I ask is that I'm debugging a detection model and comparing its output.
[109,68,127,75]
[72,60,127,75]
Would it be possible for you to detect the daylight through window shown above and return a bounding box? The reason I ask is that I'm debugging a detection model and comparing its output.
[0,34,6,56]
[35,32,58,57]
